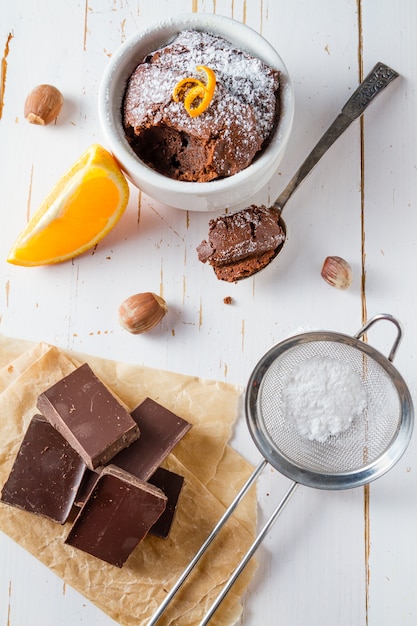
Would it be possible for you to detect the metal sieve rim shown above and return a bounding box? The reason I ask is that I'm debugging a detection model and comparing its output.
[245,326,414,490]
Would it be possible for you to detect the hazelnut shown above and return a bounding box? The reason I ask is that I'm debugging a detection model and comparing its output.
[118,292,168,334]
[24,84,64,125]
[321,256,352,290]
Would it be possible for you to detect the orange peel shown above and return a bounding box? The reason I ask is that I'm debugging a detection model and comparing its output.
[173,65,216,117]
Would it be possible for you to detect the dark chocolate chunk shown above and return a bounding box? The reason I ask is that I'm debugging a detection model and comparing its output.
[74,400,191,508]
[75,468,185,540]
[65,465,167,567]
[148,467,184,539]
[74,468,100,507]
[0,415,86,524]
[109,397,192,481]
[37,363,140,470]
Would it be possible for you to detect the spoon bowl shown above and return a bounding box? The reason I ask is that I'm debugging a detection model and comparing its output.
[199,62,399,281]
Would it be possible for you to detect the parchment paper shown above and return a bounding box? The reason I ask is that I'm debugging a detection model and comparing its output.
[0,335,257,625]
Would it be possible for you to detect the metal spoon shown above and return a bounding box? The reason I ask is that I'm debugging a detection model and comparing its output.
[201,62,399,281]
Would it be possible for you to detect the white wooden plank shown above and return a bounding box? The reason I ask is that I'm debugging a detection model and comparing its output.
[357,2,417,625]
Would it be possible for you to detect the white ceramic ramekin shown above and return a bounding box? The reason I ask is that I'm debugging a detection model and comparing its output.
[98,13,294,212]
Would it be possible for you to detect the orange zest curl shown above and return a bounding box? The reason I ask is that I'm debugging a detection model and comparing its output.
[172,65,216,117]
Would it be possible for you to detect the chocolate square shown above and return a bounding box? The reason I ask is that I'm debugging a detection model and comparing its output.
[74,468,100,508]
[0,415,86,523]
[37,363,139,470]
[73,398,191,508]
[109,397,191,480]
[148,467,184,539]
[65,465,167,567]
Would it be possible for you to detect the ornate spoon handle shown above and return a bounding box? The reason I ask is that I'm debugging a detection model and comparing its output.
[272,62,399,212]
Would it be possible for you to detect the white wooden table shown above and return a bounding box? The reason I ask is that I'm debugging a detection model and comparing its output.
[1,1,417,625]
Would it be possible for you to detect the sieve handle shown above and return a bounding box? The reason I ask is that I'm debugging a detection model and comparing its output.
[199,481,299,626]
[354,313,403,362]
[147,459,268,626]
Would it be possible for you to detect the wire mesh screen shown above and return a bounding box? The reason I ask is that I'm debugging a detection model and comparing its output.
[258,340,402,474]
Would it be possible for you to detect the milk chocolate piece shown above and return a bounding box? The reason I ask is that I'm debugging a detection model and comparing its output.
[0,415,86,523]
[109,397,192,480]
[148,467,184,539]
[65,465,167,567]
[37,363,139,470]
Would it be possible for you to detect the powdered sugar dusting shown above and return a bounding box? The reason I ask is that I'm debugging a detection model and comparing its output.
[282,356,367,443]
[145,29,279,139]
[123,30,279,180]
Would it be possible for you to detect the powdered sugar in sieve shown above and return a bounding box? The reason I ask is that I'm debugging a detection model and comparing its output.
[281,355,367,442]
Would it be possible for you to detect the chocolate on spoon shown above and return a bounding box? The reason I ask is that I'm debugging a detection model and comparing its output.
[197,62,399,282]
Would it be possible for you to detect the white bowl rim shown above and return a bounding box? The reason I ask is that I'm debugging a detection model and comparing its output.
[98,13,295,208]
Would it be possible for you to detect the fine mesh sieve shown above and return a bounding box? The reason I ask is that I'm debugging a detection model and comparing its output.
[247,319,412,490]
[148,314,413,626]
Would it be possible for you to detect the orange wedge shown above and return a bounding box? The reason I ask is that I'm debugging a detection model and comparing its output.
[7,144,129,266]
